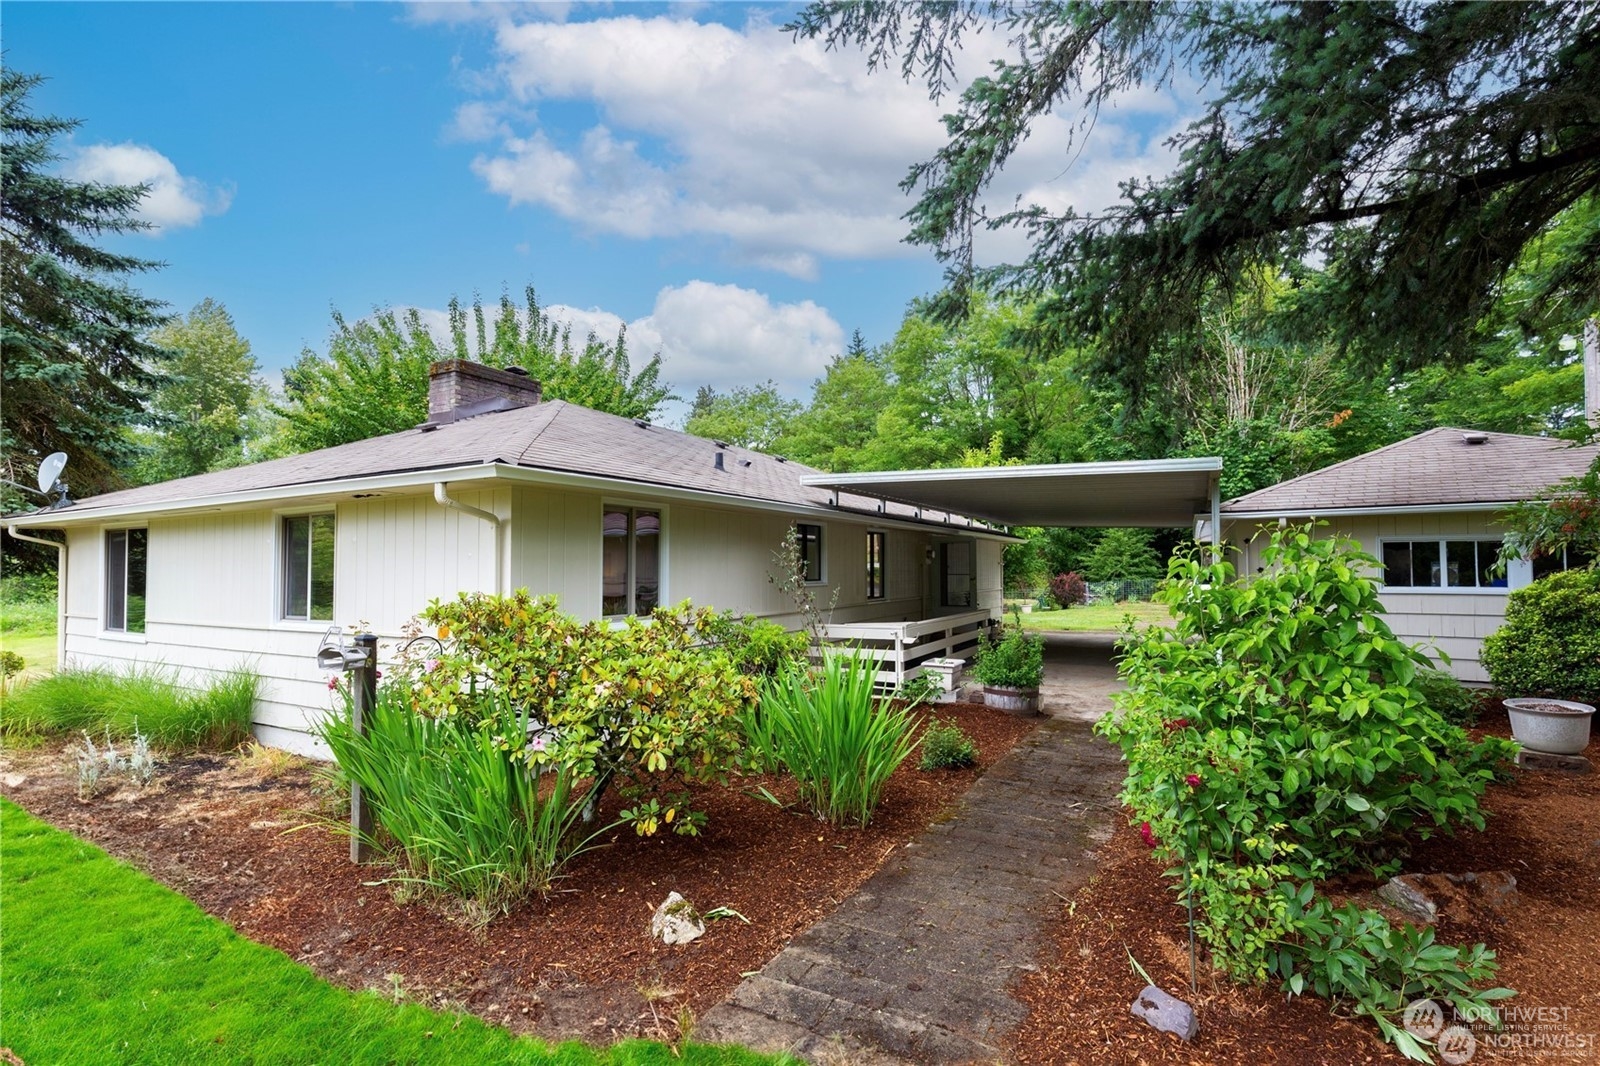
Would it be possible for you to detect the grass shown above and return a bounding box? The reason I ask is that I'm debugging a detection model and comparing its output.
[0,799,788,1066]
[1,664,259,749]
[1018,600,1173,632]
[1,573,58,683]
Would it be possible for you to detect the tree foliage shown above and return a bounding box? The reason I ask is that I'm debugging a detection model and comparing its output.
[684,381,801,451]
[794,2,1600,386]
[276,289,674,453]
[0,67,168,499]
[132,299,262,483]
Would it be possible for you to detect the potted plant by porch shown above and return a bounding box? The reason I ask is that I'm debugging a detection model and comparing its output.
[973,626,1044,716]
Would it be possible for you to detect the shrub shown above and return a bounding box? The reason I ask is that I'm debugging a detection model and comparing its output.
[754,654,917,826]
[405,591,754,836]
[1412,666,1480,726]
[972,627,1043,689]
[894,671,945,708]
[1048,571,1087,607]
[1,649,24,684]
[1098,526,1517,1055]
[918,719,978,770]
[2,665,257,749]
[319,688,595,911]
[698,611,808,678]
[1481,568,1600,707]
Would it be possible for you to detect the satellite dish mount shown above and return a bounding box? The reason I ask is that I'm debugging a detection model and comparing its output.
[2,452,72,511]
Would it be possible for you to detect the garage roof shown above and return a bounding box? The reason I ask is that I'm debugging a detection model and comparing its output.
[801,457,1223,528]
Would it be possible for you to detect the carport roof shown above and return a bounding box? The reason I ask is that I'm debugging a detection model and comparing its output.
[801,457,1223,528]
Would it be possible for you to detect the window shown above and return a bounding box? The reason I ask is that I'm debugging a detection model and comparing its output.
[105,528,147,633]
[282,514,335,620]
[1532,544,1596,581]
[866,531,886,600]
[941,541,975,607]
[796,523,823,583]
[1381,538,1506,589]
[603,507,661,616]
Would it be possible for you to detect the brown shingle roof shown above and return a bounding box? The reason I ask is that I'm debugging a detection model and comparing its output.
[1221,427,1599,515]
[50,401,973,527]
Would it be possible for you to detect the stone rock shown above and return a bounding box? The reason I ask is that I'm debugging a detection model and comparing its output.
[1515,749,1594,774]
[1129,984,1198,1042]
[1,773,27,789]
[1378,871,1518,925]
[650,891,706,946]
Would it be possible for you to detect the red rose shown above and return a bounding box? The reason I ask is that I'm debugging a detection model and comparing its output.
[1139,821,1158,848]
[1185,774,1202,789]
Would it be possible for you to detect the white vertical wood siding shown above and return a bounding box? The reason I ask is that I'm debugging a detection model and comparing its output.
[59,487,506,756]
[1225,512,1513,683]
[56,481,1004,754]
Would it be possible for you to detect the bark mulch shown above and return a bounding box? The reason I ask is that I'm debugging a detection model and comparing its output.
[0,702,1034,1048]
[1009,702,1600,1065]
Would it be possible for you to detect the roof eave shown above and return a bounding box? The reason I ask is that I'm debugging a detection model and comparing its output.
[1219,501,1519,521]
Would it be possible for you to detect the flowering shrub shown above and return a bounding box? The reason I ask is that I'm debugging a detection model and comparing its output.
[402,591,755,836]
[1048,571,1087,607]
[1099,526,1516,1058]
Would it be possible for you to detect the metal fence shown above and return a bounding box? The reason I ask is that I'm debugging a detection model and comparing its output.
[1006,578,1162,610]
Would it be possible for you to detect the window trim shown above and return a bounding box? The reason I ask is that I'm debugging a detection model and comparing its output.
[1377,536,1510,593]
[795,522,825,585]
[865,529,887,600]
[278,511,337,623]
[601,500,668,619]
[101,525,148,640]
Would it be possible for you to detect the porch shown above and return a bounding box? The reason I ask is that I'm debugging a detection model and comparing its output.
[818,608,994,689]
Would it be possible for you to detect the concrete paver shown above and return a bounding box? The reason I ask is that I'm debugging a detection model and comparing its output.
[699,640,1127,1064]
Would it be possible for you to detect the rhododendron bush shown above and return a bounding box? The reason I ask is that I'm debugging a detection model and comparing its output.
[1098,526,1516,1060]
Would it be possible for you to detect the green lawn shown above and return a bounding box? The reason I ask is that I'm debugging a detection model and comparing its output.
[0,799,789,1066]
[1017,601,1173,632]
[2,630,57,681]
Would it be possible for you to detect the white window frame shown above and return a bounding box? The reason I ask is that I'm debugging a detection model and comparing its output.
[1377,536,1510,594]
[601,500,668,619]
[795,522,826,585]
[277,510,338,625]
[101,525,149,642]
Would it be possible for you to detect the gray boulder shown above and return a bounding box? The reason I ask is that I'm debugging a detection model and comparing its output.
[1129,984,1198,1042]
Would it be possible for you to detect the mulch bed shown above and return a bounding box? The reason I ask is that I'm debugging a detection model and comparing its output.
[1010,701,1600,1064]
[0,701,1035,1046]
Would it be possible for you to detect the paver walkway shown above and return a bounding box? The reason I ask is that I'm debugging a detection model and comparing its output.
[700,701,1126,1064]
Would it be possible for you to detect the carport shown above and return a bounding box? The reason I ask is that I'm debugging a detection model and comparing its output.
[799,457,1224,688]
[802,456,1224,538]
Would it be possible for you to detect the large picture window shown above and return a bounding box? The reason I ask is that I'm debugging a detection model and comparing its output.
[283,514,335,621]
[603,507,661,616]
[1381,538,1506,589]
[796,523,823,583]
[866,531,886,600]
[105,528,147,633]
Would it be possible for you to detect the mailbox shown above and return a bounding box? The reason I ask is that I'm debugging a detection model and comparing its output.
[315,626,371,672]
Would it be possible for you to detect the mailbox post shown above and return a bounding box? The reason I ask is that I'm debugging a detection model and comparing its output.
[316,627,379,864]
[349,633,378,864]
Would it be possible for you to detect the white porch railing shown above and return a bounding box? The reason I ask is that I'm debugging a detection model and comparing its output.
[819,609,996,689]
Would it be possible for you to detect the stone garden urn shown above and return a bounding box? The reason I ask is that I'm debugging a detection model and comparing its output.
[1503,698,1596,755]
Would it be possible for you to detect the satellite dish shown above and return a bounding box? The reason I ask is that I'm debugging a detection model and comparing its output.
[36,452,67,494]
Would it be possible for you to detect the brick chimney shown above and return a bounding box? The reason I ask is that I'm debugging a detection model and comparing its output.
[1585,317,1599,430]
[425,360,543,425]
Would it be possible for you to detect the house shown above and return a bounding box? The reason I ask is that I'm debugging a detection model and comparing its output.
[1219,427,1599,682]
[6,361,1016,754]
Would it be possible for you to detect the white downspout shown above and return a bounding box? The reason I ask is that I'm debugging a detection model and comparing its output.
[5,525,66,669]
[433,482,504,594]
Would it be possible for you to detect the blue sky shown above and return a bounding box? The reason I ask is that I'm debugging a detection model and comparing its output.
[6,2,1187,420]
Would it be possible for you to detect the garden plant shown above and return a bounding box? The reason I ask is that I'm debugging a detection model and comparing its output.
[752,653,917,826]
[2,664,259,749]
[1099,526,1518,1061]
[971,626,1044,690]
[1481,567,1600,707]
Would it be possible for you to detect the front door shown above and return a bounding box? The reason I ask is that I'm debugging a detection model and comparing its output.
[939,540,975,610]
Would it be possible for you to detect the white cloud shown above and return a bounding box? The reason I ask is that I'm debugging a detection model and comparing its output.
[409,279,844,412]
[452,11,1197,276]
[66,143,231,233]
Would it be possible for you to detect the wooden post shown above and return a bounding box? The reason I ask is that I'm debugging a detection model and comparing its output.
[349,633,378,864]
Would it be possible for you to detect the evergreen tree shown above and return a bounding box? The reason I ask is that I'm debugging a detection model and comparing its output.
[0,67,168,499]
[794,2,1600,385]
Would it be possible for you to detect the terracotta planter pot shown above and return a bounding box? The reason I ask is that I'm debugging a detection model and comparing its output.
[984,685,1040,717]
[1504,698,1596,755]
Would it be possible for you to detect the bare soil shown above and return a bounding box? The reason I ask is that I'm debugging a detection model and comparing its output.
[0,703,1035,1047]
[1009,701,1600,1064]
